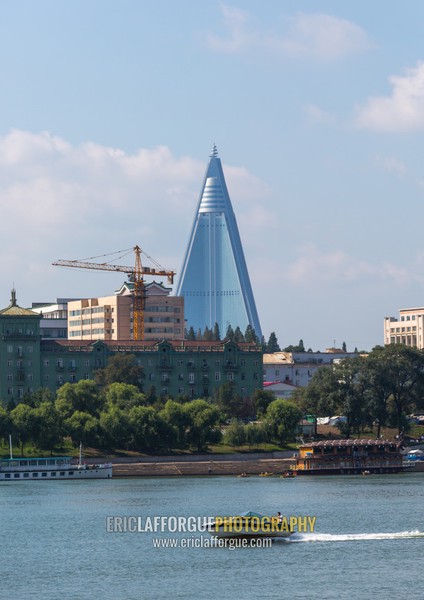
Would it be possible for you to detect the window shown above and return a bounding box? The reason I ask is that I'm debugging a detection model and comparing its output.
[253,373,258,380]
[227,372,234,382]
[14,473,20,478]
[253,361,258,367]
[51,472,56,477]
[42,472,48,477]
[7,374,13,381]
[215,372,221,381]
[23,473,29,478]
[32,473,38,478]
[7,345,13,353]
[57,359,63,368]
[188,373,195,384]
[60,472,65,476]
[7,360,13,367]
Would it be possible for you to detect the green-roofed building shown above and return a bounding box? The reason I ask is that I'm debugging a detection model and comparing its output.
[0,291,262,404]
[0,290,42,400]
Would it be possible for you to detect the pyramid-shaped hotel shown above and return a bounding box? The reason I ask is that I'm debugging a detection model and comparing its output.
[176,145,262,339]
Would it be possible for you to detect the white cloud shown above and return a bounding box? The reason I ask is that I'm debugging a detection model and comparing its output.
[356,62,424,132]
[0,130,271,306]
[207,6,371,61]
[274,13,371,61]
[303,103,337,125]
[284,244,424,287]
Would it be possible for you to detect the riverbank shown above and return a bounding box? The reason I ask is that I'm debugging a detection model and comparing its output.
[108,451,297,477]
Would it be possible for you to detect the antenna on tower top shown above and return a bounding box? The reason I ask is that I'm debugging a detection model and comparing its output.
[210,143,218,158]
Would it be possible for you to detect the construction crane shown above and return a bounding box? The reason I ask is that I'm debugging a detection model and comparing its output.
[52,246,175,341]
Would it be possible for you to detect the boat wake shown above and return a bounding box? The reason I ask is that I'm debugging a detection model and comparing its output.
[285,530,424,543]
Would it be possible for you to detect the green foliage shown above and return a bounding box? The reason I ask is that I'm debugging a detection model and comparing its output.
[187,326,196,340]
[225,325,234,341]
[252,389,276,418]
[283,339,305,352]
[213,322,221,341]
[265,399,302,445]
[183,399,222,452]
[266,332,280,353]
[64,411,101,448]
[34,401,63,452]
[300,344,424,437]
[105,382,146,409]
[224,420,246,447]
[94,353,144,390]
[56,380,102,416]
[10,403,37,455]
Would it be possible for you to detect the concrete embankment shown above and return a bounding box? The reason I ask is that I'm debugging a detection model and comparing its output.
[109,452,297,477]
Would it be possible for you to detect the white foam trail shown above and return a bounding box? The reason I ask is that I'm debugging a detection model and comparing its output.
[286,531,424,543]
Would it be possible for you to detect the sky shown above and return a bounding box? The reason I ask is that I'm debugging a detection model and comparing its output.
[1,1,424,352]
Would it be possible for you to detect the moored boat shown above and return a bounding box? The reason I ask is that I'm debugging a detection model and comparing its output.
[0,440,112,480]
[0,456,113,480]
[292,439,404,475]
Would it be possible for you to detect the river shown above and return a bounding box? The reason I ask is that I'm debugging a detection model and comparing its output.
[1,472,423,599]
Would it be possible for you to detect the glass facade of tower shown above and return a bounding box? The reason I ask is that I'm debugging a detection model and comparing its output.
[176,146,262,338]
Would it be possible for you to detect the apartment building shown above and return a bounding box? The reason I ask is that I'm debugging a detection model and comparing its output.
[384,307,424,348]
[67,281,184,341]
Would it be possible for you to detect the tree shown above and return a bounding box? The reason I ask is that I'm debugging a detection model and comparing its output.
[342,341,347,352]
[187,326,196,340]
[0,406,11,446]
[34,401,63,452]
[105,382,146,409]
[225,325,234,341]
[283,339,305,352]
[224,420,246,447]
[56,380,103,417]
[369,345,424,434]
[183,399,222,451]
[10,403,37,455]
[233,326,244,343]
[128,405,166,451]
[266,332,280,353]
[64,411,101,448]
[265,399,302,445]
[100,405,131,449]
[244,325,258,344]
[213,322,221,341]
[203,326,213,341]
[252,389,276,418]
[94,354,144,390]
[159,400,189,450]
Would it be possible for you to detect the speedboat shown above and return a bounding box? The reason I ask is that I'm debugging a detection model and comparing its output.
[207,511,294,539]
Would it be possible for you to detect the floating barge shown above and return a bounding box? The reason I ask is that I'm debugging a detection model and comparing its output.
[293,439,403,475]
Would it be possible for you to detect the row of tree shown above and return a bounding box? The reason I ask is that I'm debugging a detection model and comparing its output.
[299,344,424,437]
[0,379,301,455]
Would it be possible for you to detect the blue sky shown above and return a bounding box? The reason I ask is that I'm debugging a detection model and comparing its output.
[1,1,424,351]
